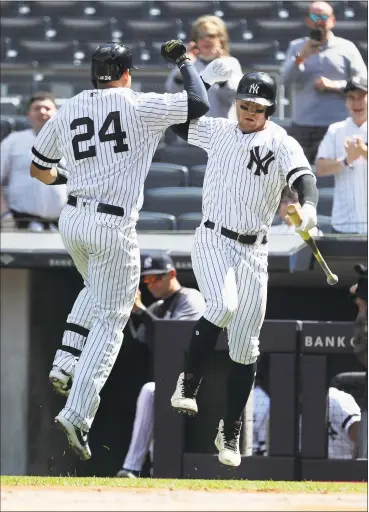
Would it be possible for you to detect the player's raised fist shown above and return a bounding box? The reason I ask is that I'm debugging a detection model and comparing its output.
[200,58,234,87]
[161,40,189,66]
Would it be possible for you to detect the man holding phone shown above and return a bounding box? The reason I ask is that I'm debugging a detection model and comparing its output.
[281,1,367,164]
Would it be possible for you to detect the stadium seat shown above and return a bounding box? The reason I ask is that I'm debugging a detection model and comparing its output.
[226,1,276,16]
[317,215,333,234]
[101,1,148,20]
[317,187,334,216]
[155,143,208,168]
[137,211,176,231]
[162,1,214,18]
[0,118,13,141]
[143,187,203,217]
[125,19,176,41]
[176,212,202,230]
[189,165,206,187]
[32,1,79,17]
[19,40,74,64]
[334,20,368,39]
[1,17,44,39]
[57,17,112,42]
[145,163,189,190]
[12,116,30,131]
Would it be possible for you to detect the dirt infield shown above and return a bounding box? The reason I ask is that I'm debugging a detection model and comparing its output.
[1,486,367,511]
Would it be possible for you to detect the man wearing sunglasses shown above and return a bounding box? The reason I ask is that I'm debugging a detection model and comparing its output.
[281,1,367,164]
[117,253,205,478]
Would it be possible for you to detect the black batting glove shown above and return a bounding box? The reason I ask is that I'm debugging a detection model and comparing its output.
[161,40,189,67]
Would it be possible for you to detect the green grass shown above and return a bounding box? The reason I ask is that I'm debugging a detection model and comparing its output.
[1,476,367,493]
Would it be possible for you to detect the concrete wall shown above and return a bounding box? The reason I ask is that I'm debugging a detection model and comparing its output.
[0,269,29,475]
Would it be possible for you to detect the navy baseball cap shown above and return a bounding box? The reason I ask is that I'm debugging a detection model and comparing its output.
[141,253,175,276]
[344,76,368,94]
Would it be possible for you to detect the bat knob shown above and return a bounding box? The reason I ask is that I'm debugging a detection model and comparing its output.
[327,274,339,286]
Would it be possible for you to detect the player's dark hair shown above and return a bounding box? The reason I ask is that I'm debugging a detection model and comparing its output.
[27,92,57,111]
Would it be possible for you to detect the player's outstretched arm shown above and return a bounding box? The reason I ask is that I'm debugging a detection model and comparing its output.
[161,40,209,121]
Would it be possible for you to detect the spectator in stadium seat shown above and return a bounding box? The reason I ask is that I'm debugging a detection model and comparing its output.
[0,92,67,231]
[281,1,367,164]
[165,15,243,121]
[315,76,367,234]
[116,253,205,478]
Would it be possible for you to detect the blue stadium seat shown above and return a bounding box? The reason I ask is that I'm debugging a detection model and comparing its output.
[189,165,206,187]
[101,1,148,20]
[143,187,203,217]
[176,212,202,231]
[137,211,176,231]
[12,115,30,131]
[162,1,214,18]
[155,143,208,168]
[317,187,334,217]
[145,163,189,190]
[334,20,367,40]
[317,215,333,234]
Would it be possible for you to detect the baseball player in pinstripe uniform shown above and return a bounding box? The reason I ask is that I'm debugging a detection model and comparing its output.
[29,40,211,460]
[170,69,320,466]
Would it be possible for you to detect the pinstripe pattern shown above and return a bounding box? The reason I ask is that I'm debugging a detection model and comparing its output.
[188,117,314,234]
[57,203,140,431]
[123,382,155,472]
[31,87,188,432]
[188,117,313,365]
[192,225,267,364]
[31,89,188,220]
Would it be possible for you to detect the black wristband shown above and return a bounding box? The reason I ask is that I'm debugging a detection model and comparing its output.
[48,170,68,186]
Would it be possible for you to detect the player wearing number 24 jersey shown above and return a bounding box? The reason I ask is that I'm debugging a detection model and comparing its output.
[29,40,210,461]
[170,64,320,467]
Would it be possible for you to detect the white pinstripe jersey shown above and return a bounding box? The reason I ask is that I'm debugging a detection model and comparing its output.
[31,88,188,219]
[188,117,314,234]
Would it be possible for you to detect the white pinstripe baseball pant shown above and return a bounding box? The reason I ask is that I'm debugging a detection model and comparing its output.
[191,224,268,365]
[56,202,140,432]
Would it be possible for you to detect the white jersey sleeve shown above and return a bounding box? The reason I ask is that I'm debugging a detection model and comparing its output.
[316,124,337,160]
[188,116,227,153]
[328,387,361,436]
[278,135,314,188]
[30,117,62,168]
[136,91,188,131]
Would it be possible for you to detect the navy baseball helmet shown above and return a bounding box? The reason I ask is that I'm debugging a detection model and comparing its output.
[91,42,137,87]
[235,72,277,117]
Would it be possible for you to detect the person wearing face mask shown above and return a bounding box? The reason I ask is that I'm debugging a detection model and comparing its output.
[316,77,368,234]
[0,92,68,231]
[165,15,243,121]
[281,1,367,164]
[169,68,319,467]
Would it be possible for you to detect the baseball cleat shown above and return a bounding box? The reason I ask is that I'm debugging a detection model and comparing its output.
[55,414,91,461]
[116,468,138,478]
[215,419,242,467]
[49,367,73,397]
[171,372,201,416]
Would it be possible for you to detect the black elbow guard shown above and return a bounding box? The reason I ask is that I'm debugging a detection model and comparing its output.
[292,174,318,208]
[187,94,210,119]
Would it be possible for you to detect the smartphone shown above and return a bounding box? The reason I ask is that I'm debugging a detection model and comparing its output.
[309,28,324,42]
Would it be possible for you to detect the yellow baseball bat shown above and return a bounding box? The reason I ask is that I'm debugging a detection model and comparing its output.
[286,204,338,286]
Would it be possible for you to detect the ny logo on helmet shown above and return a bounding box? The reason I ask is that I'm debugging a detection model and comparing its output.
[249,83,259,94]
[247,146,275,176]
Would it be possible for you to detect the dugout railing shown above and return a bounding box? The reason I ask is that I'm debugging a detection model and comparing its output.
[152,320,368,481]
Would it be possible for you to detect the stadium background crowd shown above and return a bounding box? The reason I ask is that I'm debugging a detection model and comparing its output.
[0,0,367,478]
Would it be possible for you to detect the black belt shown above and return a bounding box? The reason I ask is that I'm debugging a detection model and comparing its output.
[204,220,267,245]
[67,195,124,217]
